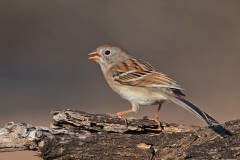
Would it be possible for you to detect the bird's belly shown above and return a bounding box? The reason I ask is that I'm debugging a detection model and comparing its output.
[118,86,167,105]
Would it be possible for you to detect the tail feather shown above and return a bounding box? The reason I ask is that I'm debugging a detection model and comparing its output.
[168,96,219,125]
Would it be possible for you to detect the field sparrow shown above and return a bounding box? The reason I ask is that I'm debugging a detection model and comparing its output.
[88,44,219,125]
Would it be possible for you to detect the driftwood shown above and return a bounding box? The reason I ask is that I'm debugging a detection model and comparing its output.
[0,109,239,159]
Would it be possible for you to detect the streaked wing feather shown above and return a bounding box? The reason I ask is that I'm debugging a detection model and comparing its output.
[111,58,182,90]
[115,71,182,89]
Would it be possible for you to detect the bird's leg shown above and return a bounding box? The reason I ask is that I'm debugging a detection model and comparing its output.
[154,103,162,121]
[115,109,134,116]
[112,110,133,126]
[114,103,139,125]
[147,103,162,129]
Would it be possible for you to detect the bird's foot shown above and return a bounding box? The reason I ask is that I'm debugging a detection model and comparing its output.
[144,116,163,130]
[105,113,128,126]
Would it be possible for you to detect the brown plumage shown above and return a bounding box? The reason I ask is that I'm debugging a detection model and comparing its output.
[88,44,219,125]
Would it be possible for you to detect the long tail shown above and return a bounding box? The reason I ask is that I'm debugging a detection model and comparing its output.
[168,96,219,125]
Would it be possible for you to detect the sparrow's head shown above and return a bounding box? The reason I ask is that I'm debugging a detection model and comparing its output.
[88,44,130,69]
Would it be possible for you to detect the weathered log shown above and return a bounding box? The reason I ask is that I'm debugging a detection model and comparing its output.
[0,109,239,159]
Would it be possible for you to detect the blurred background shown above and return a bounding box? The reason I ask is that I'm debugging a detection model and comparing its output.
[0,0,240,159]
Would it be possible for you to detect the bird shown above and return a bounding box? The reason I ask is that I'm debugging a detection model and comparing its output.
[88,44,219,125]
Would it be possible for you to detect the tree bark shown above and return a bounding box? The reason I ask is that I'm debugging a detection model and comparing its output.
[0,109,239,159]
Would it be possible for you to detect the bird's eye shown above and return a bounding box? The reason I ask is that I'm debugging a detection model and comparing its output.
[105,50,111,55]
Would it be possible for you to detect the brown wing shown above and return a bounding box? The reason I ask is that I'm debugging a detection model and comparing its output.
[111,58,183,90]
[111,58,157,73]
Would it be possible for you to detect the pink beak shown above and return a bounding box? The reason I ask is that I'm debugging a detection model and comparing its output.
[88,51,100,61]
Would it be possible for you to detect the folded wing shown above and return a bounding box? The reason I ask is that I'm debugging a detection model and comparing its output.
[111,58,183,90]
